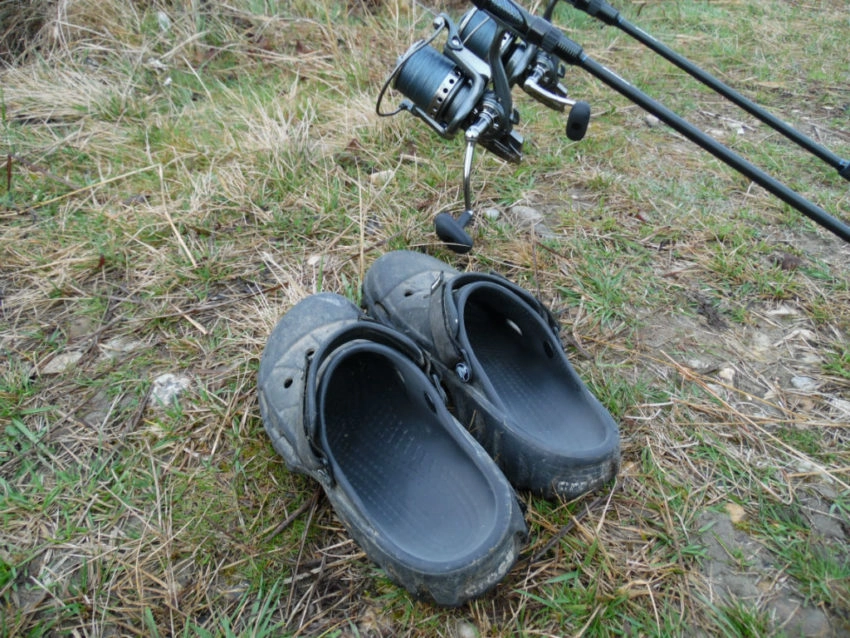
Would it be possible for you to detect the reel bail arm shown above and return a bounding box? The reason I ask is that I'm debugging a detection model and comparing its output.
[435,25,524,253]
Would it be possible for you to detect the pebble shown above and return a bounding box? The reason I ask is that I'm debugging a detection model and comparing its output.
[790,376,818,392]
[717,367,736,383]
[100,337,144,359]
[369,169,394,185]
[156,11,171,32]
[41,351,83,375]
[454,621,479,638]
[482,207,501,221]
[828,397,850,417]
[507,205,557,238]
[149,373,191,408]
[508,205,544,226]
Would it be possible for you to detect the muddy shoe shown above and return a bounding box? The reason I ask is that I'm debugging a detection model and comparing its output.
[257,292,527,606]
[362,251,620,500]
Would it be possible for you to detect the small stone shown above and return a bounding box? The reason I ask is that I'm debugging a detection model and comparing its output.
[506,205,557,238]
[149,373,191,408]
[829,397,850,417]
[454,621,480,638]
[101,337,144,359]
[765,305,800,317]
[685,358,714,373]
[146,58,168,72]
[508,205,544,226]
[41,351,83,375]
[717,367,736,384]
[725,120,746,135]
[482,207,501,221]
[771,252,803,271]
[645,114,661,128]
[725,502,746,523]
[790,376,818,392]
[156,11,171,32]
[369,169,394,185]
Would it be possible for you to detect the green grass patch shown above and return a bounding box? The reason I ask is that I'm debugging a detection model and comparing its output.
[2,0,849,635]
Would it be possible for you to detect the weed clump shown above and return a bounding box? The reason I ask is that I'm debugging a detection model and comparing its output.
[0,0,53,63]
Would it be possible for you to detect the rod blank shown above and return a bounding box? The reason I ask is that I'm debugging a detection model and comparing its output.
[560,0,850,182]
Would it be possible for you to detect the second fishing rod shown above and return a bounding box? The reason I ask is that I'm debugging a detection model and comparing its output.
[549,0,850,182]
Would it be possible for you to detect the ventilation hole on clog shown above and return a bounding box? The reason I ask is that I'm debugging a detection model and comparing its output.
[403,289,414,297]
[424,392,437,413]
[283,378,293,389]
[305,348,315,359]
[543,341,555,358]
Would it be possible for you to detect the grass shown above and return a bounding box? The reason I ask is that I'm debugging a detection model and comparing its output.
[2,0,850,635]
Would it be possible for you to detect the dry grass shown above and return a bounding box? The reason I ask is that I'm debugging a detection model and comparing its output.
[2,0,849,635]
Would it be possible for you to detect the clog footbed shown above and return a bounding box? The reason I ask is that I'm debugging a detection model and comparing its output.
[257,293,526,605]
[362,251,620,499]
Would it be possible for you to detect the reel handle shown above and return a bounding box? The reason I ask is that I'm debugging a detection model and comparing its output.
[433,117,490,254]
[435,211,474,253]
[566,100,591,141]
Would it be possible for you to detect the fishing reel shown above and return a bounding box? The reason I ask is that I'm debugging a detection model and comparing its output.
[377,10,591,252]
[458,8,591,136]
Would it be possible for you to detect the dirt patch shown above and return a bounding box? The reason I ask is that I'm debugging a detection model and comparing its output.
[695,496,846,637]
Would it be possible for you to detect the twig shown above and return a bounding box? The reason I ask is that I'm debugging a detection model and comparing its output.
[159,164,197,268]
[171,303,208,335]
[263,486,321,541]
[531,227,542,301]
[522,487,614,565]
[23,164,158,211]
[9,153,81,190]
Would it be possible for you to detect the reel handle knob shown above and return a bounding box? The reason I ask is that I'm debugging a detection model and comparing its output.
[435,211,474,253]
[566,100,591,141]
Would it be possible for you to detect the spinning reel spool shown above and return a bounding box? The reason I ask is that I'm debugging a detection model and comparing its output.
[377,10,591,252]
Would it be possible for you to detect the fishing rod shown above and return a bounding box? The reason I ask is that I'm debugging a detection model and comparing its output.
[549,0,850,182]
[376,0,850,251]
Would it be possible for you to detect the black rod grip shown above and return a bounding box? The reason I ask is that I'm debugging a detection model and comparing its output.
[472,0,587,63]
[470,0,529,34]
